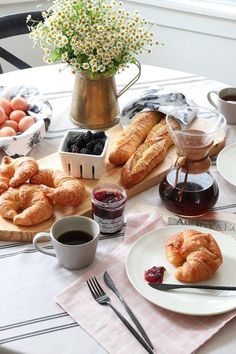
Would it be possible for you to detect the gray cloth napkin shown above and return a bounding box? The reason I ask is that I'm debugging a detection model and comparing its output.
[120,87,197,127]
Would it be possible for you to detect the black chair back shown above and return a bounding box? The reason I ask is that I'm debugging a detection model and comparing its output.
[0,11,43,73]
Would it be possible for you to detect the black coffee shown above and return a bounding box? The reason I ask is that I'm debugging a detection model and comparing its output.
[222,95,236,103]
[57,230,93,245]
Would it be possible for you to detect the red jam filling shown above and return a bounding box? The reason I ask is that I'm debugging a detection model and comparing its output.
[92,190,126,219]
[93,191,124,204]
[144,266,166,284]
[92,185,127,234]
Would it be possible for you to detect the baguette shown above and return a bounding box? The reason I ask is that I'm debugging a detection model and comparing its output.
[109,111,163,165]
[146,118,170,142]
[146,118,173,148]
[120,118,174,188]
[120,139,168,189]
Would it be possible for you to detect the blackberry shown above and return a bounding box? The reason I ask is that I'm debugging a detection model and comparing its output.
[64,145,71,152]
[66,131,106,155]
[93,131,106,139]
[66,136,77,151]
[71,144,80,153]
[99,137,107,146]
[86,139,96,150]
[75,135,86,149]
[93,142,104,155]
[84,130,93,143]
[74,131,83,137]
[80,147,91,154]
[67,136,77,146]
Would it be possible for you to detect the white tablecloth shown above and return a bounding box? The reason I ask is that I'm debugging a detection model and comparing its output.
[0,64,236,354]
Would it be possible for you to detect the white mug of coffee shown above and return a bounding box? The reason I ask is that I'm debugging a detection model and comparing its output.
[33,216,100,270]
[207,87,236,124]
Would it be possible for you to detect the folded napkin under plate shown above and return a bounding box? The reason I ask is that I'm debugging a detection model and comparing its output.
[55,212,236,354]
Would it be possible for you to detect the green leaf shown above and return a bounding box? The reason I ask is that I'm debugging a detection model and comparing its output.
[51,48,62,61]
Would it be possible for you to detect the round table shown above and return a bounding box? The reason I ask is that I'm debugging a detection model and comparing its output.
[0,64,236,354]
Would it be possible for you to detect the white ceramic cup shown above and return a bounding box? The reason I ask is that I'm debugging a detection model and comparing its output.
[33,216,100,270]
[207,87,236,124]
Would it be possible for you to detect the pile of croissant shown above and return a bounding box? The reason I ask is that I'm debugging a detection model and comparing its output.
[0,156,86,226]
[108,111,174,189]
[165,229,223,283]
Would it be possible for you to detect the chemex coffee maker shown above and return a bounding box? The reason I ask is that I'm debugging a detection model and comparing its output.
[159,106,226,217]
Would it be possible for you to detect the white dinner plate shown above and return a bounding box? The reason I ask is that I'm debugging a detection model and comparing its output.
[216,143,236,187]
[126,225,236,316]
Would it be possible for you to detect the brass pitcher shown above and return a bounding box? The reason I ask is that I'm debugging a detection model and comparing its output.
[70,61,141,130]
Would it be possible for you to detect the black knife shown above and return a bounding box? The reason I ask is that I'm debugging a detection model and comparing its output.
[148,283,236,291]
[103,271,154,349]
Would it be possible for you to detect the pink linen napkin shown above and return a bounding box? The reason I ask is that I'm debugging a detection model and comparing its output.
[55,212,236,354]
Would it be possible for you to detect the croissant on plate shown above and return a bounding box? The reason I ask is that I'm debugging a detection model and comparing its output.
[165,229,223,283]
[0,184,54,226]
[30,168,86,206]
[0,156,39,193]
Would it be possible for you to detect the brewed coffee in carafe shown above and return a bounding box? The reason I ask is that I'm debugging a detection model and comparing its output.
[159,106,226,218]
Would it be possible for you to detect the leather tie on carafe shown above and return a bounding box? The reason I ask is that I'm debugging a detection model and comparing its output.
[173,131,214,200]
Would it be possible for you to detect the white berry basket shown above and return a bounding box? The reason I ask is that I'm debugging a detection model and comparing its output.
[58,130,109,179]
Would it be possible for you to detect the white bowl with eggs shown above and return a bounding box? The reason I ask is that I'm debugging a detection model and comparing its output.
[0,86,52,157]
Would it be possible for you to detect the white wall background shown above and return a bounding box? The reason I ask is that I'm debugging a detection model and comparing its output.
[1,0,236,85]
[124,0,236,86]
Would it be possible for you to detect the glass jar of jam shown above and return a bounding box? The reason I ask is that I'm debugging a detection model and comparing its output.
[91,184,127,234]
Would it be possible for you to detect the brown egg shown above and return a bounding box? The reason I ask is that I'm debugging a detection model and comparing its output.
[18,115,36,132]
[10,96,28,111]
[0,107,6,125]
[0,120,19,132]
[10,110,26,122]
[0,98,12,116]
[0,126,16,137]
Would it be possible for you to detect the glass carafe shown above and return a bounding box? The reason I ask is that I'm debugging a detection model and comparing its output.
[159,106,226,218]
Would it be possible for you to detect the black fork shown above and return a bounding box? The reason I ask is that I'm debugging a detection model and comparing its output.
[87,277,154,354]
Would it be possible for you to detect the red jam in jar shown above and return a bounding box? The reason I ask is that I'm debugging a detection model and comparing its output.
[91,184,127,234]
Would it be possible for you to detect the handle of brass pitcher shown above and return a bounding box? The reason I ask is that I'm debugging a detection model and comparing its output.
[117,60,141,98]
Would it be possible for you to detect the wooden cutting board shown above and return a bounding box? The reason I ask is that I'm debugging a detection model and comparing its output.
[0,124,225,242]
